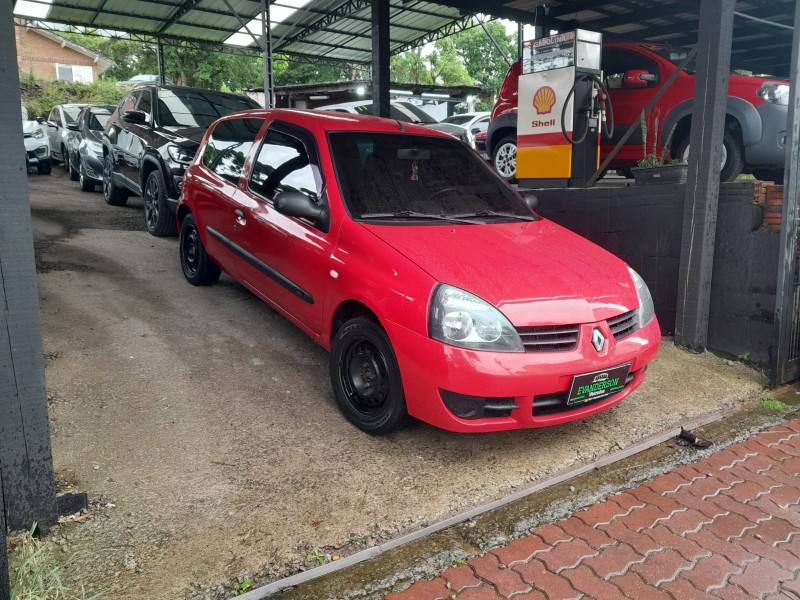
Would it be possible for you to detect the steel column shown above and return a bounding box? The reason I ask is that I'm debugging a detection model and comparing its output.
[157,37,166,84]
[261,0,274,108]
[771,0,800,385]
[674,0,735,350]
[0,0,57,544]
[371,0,390,118]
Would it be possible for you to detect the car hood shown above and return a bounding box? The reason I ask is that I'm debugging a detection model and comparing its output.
[158,125,207,146]
[360,219,639,326]
[22,120,41,135]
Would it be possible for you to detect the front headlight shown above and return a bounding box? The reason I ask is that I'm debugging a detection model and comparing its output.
[757,83,790,106]
[167,144,195,165]
[628,267,655,328]
[429,284,524,352]
[86,140,103,157]
[32,128,45,139]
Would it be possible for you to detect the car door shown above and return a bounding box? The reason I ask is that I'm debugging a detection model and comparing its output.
[601,47,662,162]
[109,91,140,185]
[194,116,266,280]
[121,89,153,190]
[231,120,333,334]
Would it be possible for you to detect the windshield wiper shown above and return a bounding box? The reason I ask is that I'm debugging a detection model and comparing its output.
[450,210,537,221]
[360,210,477,224]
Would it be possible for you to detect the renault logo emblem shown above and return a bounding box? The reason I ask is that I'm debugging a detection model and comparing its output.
[592,329,605,352]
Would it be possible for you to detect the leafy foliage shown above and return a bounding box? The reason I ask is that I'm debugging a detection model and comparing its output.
[637,111,682,168]
[20,74,124,119]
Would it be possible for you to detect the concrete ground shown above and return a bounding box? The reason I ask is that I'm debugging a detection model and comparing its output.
[28,168,767,599]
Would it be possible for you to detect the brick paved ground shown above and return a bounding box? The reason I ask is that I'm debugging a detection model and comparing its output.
[387,420,800,600]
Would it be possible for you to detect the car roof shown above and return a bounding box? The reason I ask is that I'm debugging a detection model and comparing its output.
[218,108,450,137]
[128,83,254,99]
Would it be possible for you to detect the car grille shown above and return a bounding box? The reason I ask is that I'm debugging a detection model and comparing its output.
[516,325,580,352]
[607,309,639,340]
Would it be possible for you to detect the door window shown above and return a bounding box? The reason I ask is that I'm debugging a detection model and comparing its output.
[49,108,61,126]
[121,91,141,114]
[202,118,264,184]
[249,126,324,204]
[136,90,153,117]
[602,49,660,89]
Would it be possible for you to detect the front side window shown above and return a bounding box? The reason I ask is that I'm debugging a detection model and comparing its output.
[202,118,264,184]
[63,106,82,125]
[136,91,153,116]
[49,108,61,126]
[603,49,660,89]
[88,108,112,131]
[156,90,258,128]
[249,127,323,202]
[121,91,140,114]
[329,132,534,222]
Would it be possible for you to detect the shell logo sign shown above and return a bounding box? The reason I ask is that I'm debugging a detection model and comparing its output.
[533,86,556,115]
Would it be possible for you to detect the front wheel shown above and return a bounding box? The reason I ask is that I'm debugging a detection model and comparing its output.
[180,214,220,286]
[674,128,745,182]
[330,317,409,435]
[79,159,95,192]
[67,151,79,181]
[37,158,52,175]
[103,155,129,206]
[143,169,178,237]
[492,135,517,182]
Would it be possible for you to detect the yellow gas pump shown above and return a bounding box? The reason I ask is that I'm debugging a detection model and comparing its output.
[517,30,613,188]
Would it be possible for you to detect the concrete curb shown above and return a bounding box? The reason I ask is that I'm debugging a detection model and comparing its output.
[237,408,732,599]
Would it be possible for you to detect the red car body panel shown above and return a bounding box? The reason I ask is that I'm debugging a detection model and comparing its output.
[179,108,661,433]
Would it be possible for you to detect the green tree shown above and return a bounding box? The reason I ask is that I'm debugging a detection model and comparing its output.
[390,48,432,85]
[449,21,516,108]
[427,37,474,86]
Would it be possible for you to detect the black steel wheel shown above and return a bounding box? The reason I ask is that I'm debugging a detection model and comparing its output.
[103,154,128,206]
[330,317,408,435]
[179,213,220,286]
[143,169,178,237]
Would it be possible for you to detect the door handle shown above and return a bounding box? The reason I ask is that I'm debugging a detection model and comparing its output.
[234,209,246,226]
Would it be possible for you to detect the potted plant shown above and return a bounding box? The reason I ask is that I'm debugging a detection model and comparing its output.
[631,113,688,185]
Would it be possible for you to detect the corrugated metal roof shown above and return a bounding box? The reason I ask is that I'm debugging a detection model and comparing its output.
[12,0,798,76]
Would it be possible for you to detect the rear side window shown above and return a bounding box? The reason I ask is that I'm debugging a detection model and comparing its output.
[249,127,323,202]
[202,118,264,184]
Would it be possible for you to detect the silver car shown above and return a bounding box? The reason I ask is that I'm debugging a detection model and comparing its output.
[45,103,87,169]
[21,104,52,174]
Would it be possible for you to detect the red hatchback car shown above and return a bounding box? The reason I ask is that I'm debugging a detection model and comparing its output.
[176,109,660,435]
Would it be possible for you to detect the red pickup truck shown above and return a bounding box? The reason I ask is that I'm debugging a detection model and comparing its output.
[487,42,790,182]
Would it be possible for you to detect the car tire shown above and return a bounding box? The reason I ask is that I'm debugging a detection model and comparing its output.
[37,158,52,175]
[674,128,745,182]
[103,154,129,206]
[330,317,409,435]
[179,214,221,286]
[67,152,79,181]
[143,169,178,237]
[492,135,517,182]
[79,159,95,192]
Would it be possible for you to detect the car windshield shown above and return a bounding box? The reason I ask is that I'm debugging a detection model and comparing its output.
[88,109,112,131]
[157,90,258,128]
[63,106,83,125]
[329,132,536,223]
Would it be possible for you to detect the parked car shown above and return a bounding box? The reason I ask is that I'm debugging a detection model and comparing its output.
[102,84,260,236]
[21,104,52,174]
[440,111,490,147]
[316,100,470,143]
[176,109,661,435]
[45,103,87,167]
[487,42,791,182]
[473,130,489,160]
[65,104,115,192]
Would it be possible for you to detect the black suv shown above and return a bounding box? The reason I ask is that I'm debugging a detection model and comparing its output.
[102,84,260,236]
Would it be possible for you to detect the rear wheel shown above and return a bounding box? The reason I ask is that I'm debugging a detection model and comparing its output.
[330,317,409,435]
[492,135,517,182]
[143,169,178,237]
[103,155,129,206]
[37,158,52,174]
[180,214,220,286]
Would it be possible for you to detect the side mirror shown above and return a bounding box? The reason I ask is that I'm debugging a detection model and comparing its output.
[66,123,79,131]
[274,191,329,231]
[122,110,148,125]
[46,120,57,128]
[524,194,538,210]
[622,69,655,88]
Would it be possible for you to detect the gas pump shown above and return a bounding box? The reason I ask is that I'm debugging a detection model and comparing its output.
[517,29,613,188]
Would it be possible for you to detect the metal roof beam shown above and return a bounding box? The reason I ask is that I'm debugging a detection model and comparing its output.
[429,0,563,29]
[158,0,206,34]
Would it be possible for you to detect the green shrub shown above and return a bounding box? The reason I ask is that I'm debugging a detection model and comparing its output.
[20,73,123,119]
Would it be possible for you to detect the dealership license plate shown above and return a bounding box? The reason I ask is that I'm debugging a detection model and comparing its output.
[567,363,631,406]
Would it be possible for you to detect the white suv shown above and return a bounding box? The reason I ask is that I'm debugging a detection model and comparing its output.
[21,105,52,174]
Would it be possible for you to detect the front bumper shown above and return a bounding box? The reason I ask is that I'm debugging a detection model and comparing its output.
[747,102,788,166]
[24,137,50,165]
[384,316,661,433]
[82,151,105,182]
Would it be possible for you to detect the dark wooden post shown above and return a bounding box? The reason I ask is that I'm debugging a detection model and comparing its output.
[0,0,57,546]
[771,0,800,385]
[674,0,735,350]
[371,0,390,118]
